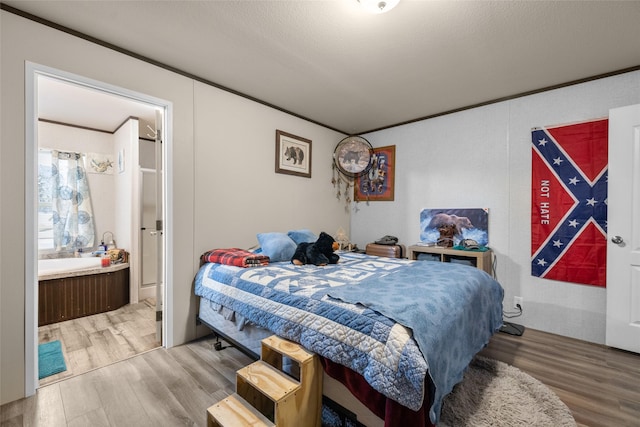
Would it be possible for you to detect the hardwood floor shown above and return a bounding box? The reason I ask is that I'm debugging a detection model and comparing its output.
[0,335,252,427]
[38,298,160,386]
[479,327,640,427]
[2,328,638,426]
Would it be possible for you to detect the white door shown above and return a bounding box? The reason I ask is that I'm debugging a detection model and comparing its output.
[140,169,158,297]
[606,103,640,353]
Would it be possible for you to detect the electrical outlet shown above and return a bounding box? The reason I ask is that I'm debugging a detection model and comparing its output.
[514,296,523,309]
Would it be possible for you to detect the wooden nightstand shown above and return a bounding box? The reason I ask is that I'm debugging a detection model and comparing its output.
[407,245,493,276]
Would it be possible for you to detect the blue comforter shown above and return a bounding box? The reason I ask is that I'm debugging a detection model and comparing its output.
[194,252,503,424]
[327,259,504,423]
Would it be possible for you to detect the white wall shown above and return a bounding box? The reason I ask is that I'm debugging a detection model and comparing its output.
[0,10,347,405]
[193,81,348,251]
[351,70,640,345]
[113,118,139,297]
[113,118,137,254]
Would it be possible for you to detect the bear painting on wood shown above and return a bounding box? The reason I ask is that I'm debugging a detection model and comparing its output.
[291,232,340,266]
[420,208,489,246]
[428,213,473,237]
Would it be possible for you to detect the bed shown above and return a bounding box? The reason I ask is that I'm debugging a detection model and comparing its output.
[194,250,503,427]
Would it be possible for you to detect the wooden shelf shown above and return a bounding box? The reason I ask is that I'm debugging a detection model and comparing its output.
[407,245,493,276]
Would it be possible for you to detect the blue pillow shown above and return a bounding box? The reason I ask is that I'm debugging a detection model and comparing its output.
[287,229,317,245]
[256,232,297,262]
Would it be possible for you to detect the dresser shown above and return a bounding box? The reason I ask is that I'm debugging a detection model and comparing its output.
[407,245,493,276]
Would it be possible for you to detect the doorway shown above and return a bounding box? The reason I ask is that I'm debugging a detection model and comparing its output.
[25,62,172,394]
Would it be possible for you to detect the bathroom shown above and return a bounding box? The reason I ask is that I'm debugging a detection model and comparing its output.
[36,75,162,383]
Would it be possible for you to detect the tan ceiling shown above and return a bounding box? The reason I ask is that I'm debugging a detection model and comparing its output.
[5,0,640,135]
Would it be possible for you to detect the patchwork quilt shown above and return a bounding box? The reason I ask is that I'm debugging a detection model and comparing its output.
[194,251,503,423]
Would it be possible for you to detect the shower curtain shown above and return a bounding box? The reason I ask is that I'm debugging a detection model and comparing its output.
[41,150,96,251]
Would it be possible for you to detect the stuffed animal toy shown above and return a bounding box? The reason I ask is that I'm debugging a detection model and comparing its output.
[291,232,340,266]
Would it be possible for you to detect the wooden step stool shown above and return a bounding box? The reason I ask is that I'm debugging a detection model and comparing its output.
[208,393,273,427]
[207,335,322,427]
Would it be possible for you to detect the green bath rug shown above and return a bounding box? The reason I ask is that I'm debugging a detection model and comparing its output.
[38,340,67,379]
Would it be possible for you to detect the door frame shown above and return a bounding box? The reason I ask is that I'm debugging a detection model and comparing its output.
[24,62,174,395]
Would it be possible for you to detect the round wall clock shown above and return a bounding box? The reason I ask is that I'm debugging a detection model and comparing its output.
[333,135,374,178]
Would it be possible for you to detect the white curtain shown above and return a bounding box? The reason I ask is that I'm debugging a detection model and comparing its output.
[43,150,95,251]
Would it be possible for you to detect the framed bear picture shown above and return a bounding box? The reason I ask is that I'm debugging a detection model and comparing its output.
[275,130,312,178]
[354,145,395,201]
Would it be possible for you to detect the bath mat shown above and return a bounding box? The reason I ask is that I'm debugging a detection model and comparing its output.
[38,340,67,379]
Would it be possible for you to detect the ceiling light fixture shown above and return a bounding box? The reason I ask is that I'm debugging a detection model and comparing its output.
[357,0,400,14]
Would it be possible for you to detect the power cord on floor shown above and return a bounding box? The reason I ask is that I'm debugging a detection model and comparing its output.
[489,255,525,336]
[503,303,522,318]
[500,304,525,336]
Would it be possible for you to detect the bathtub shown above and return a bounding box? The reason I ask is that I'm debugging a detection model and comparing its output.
[38,257,103,277]
[38,257,130,326]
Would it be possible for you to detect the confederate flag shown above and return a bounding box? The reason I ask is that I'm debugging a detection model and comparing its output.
[531,119,608,287]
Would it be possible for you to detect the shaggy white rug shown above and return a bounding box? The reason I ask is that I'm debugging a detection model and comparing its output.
[439,356,576,427]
